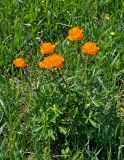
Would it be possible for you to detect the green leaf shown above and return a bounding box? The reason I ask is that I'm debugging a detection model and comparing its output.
[58,126,68,134]
[89,119,98,128]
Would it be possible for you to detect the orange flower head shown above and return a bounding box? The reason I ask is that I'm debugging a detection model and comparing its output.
[38,54,64,69]
[13,58,28,68]
[67,27,84,41]
[40,42,55,54]
[81,42,99,55]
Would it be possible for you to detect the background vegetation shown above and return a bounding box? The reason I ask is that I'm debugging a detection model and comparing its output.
[0,0,124,159]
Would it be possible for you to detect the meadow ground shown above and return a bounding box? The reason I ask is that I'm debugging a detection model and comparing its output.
[0,0,124,159]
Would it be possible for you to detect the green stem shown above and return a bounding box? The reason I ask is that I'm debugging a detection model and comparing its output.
[23,70,32,89]
[77,41,83,66]
[50,70,66,94]
[57,68,69,92]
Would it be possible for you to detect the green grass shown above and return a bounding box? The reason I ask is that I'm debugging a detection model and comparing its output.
[0,0,124,159]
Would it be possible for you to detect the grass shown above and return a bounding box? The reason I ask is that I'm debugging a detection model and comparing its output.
[0,0,124,159]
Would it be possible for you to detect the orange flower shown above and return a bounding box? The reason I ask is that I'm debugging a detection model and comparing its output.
[67,27,84,41]
[40,42,55,54]
[81,42,99,55]
[13,58,28,68]
[38,54,64,69]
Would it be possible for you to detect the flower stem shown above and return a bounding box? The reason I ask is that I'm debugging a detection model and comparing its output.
[77,41,83,66]
[57,68,70,93]
[50,70,66,93]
